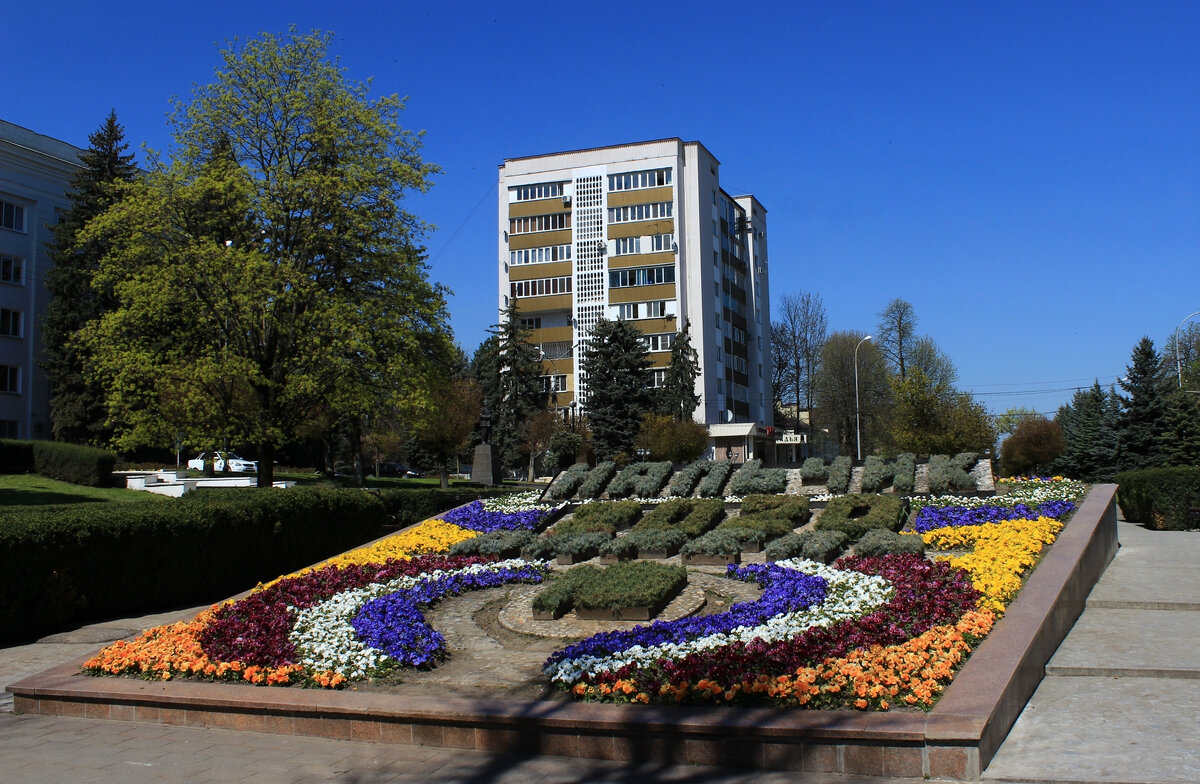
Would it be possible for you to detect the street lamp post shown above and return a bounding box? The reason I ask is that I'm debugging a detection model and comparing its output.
[1174,310,1200,388]
[855,335,872,462]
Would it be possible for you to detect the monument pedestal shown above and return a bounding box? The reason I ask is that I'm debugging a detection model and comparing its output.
[471,444,501,485]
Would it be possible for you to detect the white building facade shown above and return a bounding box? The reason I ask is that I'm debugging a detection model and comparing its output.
[0,120,82,439]
[498,139,774,460]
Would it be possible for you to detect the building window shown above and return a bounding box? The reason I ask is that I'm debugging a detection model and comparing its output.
[511,276,572,298]
[510,244,571,265]
[607,201,672,224]
[608,265,675,288]
[641,333,675,352]
[0,419,17,437]
[613,237,641,256]
[517,317,541,330]
[648,368,668,388]
[0,200,25,232]
[650,233,673,252]
[0,365,18,393]
[0,255,22,285]
[509,212,571,235]
[0,309,22,338]
[607,168,671,192]
[512,182,566,202]
[540,341,573,359]
[539,374,568,393]
[615,300,670,320]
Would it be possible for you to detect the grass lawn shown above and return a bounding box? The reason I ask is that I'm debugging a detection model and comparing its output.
[0,474,168,507]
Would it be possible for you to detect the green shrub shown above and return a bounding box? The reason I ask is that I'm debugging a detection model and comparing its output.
[854,529,927,557]
[0,487,385,643]
[549,463,591,500]
[448,529,535,557]
[697,461,737,497]
[623,527,687,556]
[0,439,35,474]
[531,565,601,618]
[764,530,848,563]
[740,494,810,524]
[635,497,725,537]
[1116,467,1200,530]
[800,457,828,482]
[859,455,894,494]
[719,513,794,538]
[891,453,917,493]
[952,452,980,472]
[606,461,672,499]
[815,494,907,542]
[522,531,613,561]
[666,460,707,497]
[681,529,749,556]
[727,459,787,496]
[827,456,852,494]
[579,462,618,499]
[376,487,513,527]
[598,536,639,560]
[574,561,687,610]
[556,500,642,536]
[927,455,975,494]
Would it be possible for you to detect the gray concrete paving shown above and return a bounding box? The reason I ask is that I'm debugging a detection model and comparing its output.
[982,521,1200,784]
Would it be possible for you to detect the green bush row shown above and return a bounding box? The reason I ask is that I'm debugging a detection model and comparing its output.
[1116,467,1200,531]
[815,494,907,542]
[522,531,613,561]
[827,456,853,494]
[0,487,385,643]
[764,530,847,563]
[928,454,976,494]
[697,460,737,497]
[0,439,117,487]
[448,529,535,557]
[891,453,917,493]
[606,461,672,499]
[800,457,828,482]
[859,455,894,494]
[573,561,687,610]
[727,459,788,496]
[549,463,591,500]
[634,498,726,537]
[555,500,643,536]
[579,462,618,498]
[854,529,927,557]
[681,528,754,556]
[531,564,600,618]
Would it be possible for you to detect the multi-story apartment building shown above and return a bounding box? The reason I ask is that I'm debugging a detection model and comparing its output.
[498,139,774,461]
[0,120,82,439]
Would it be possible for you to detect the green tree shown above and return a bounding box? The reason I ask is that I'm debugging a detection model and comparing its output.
[486,300,545,472]
[78,29,446,487]
[1163,322,1200,391]
[999,416,1065,477]
[580,318,653,461]
[411,372,482,488]
[1116,337,1170,471]
[908,335,957,389]
[995,406,1041,438]
[889,368,995,455]
[876,298,917,380]
[1159,389,1200,467]
[636,413,709,463]
[814,331,892,457]
[1054,381,1120,481]
[656,319,701,422]
[43,110,139,445]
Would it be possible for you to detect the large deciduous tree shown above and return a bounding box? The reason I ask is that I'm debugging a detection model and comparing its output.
[580,318,653,461]
[876,298,917,380]
[999,416,1064,477]
[43,111,138,445]
[888,368,995,456]
[78,29,447,486]
[814,331,891,457]
[772,292,827,440]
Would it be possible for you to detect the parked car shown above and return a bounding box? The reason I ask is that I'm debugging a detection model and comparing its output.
[378,462,424,478]
[186,452,259,473]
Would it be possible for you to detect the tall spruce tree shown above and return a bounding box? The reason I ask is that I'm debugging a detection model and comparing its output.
[488,300,545,472]
[43,110,138,444]
[1116,337,1171,471]
[580,318,653,461]
[656,319,701,422]
[1054,381,1120,481]
[1159,389,1200,466]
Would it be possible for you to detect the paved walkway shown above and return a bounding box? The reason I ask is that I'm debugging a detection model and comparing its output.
[3,520,1197,783]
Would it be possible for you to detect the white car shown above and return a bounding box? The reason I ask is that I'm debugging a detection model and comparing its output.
[187,452,259,473]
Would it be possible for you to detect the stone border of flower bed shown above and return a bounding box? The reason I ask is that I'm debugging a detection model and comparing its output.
[8,485,1118,781]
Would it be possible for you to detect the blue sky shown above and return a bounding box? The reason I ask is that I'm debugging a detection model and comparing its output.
[8,1,1198,416]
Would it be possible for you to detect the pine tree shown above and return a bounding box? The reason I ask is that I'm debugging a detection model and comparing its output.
[1054,381,1120,481]
[489,301,545,472]
[580,318,653,461]
[1116,337,1170,471]
[43,110,138,444]
[656,319,701,422]
[1159,389,1200,467]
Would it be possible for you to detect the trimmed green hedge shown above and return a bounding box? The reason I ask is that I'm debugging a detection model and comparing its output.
[0,439,116,487]
[764,530,847,563]
[892,453,917,493]
[815,494,908,542]
[859,455,894,494]
[574,561,686,610]
[827,456,852,494]
[854,529,926,557]
[634,498,725,537]
[727,459,787,496]
[0,487,385,643]
[606,461,672,499]
[531,564,601,618]
[740,494,810,524]
[800,457,828,482]
[579,462,618,499]
[555,500,642,536]
[1116,467,1200,531]
[448,529,535,557]
[549,463,591,500]
[376,487,514,528]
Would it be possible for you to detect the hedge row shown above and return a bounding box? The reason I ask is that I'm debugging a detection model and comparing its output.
[0,487,386,643]
[0,439,117,487]
[1116,467,1200,531]
[815,494,908,542]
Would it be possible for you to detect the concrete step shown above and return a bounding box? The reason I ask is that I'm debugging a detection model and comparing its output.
[1044,608,1200,678]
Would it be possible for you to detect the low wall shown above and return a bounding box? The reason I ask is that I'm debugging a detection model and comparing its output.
[9,485,1119,779]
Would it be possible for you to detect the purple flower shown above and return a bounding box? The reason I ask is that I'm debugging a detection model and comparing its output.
[442,501,548,533]
[913,500,1075,532]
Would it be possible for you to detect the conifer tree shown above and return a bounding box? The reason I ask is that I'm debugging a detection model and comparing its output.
[1116,337,1170,471]
[1159,389,1200,467]
[656,319,701,422]
[43,110,138,444]
[1054,381,1120,481]
[580,318,653,461]
[488,300,545,472]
